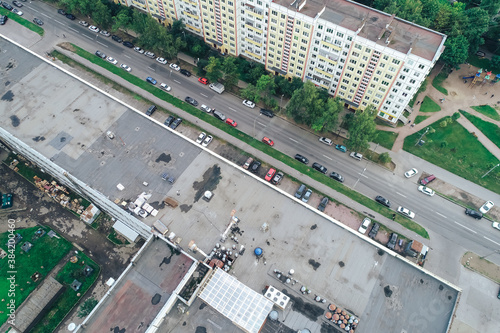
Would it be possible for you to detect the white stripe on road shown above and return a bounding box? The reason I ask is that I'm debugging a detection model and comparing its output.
[54,19,65,25]
[97,41,108,48]
[124,54,131,59]
[173,80,181,84]
[435,212,447,218]
[289,138,298,143]
[359,173,368,178]
[41,13,50,18]
[200,93,208,98]
[228,107,237,112]
[32,9,40,13]
[68,27,79,33]
[396,192,407,198]
[257,122,266,127]
[454,221,477,233]
[148,67,155,72]
[323,155,332,161]
[83,34,93,40]
[484,237,500,246]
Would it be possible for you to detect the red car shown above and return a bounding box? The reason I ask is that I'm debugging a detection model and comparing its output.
[226,118,237,127]
[262,137,274,146]
[265,168,276,182]
[198,77,208,84]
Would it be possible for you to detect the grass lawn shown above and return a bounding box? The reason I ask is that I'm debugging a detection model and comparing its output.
[414,115,430,124]
[419,96,441,113]
[372,130,398,150]
[30,253,100,333]
[0,8,44,36]
[471,105,500,121]
[432,71,449,95]
[404,117,500,194]
[0,226,72,326]
[460,110,500,149]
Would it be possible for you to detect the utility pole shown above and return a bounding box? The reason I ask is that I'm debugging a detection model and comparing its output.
[482,164,500,178]
[415,127,429,146]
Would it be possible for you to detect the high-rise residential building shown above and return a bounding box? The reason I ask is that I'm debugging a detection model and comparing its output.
[117,0,446,124]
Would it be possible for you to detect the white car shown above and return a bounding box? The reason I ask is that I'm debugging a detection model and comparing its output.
[418,185,435,196]
[358,217,371,234]
[404,168,418,178]
[134,47,144,54]
[88,25,100,33]
[99,30,110,37]
[397,206,415,219]
[242,100,255,108]
[200,105,213,113]
[156,57,167,65]
[479,201,494,214]
[160,83,171,91]
[492,222,500,231]
[106,57,118,65]
[202,135,213,147]
[319,137,333,146]
[12,8,23,16]
[350,152,363,161]
[196,132,206,144]
[120,64,131,72]
[169,63,180,71]
[79,20,89,27]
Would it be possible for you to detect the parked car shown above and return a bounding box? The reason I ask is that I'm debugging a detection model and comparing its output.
[164,115,175,127]
[112,35,123,43]
[200,105,213,113]
[196,132,206,144]
[262,137,274,146]
[319,137,333,145]
[13,1,23,7]
[271,171,284,185]
[169,63,180,71]
[312,162,327,174]
[198,77,208,85]
[302,189,312,203]
[106,56,118,65]
[243,157,254,170]
[134,47,144,54]
[225,119,237,127]
[99,30,110,37]
[180,69,191,77]
[250,160,261,173]
[33,18,44,26]
[95,50,106,59]
[375,195,391,208]
[120,64,132,72]
[65,13,75,20]
[57,8,65,14]
[492,222,500,232]
[294,154,308,164]
[146,105,157,116]
[146,77,157,85]
[260,109,274,118]
[329,172,343,182]
[185,96,198,106]
[397,206,415,219]
[144,51,155,58]
[160,83,171,91]
[368,223,380,239]
[358,217,371,234]
[405,168,418,178]
[79,20,89,27]
[156,57,167,64]
[335,144,347,152]
[295,184,306,199]
[265,168,276,182]
[0,15,7,25]
[213,110,226,121]
[387,233,398,250]
[465,208,483,219]
[1,2,13,10]
[318,197,329,212]
[418,185,435,196]
[170,118,182,130]
[122,41,134,48]
[243,100,255,108]
[202,135,213,147]
[12,8,22,15]
[420,175,436,185]
[479,201,494,214]
[350,152,363,161]
[88,25,100,33]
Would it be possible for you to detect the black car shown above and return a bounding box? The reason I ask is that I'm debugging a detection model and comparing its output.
[294,154,308,164]
[0,15,7,25]
[271,171,284,185]
[164,115,175,126]
[180,69,191,77]
[95,50,106,59]
[250,160,261,173]
[13,1,22,7]
[375,195,391,208]
[329,172,343,183]
[170,118,182,130]
[260,108,274,118]
[312,162,327,174]
[112,35,123,43]
[57,8,66,15]
[318,197,329,212]
[33,18,44,26]
[122,41,134,48]
[465,208,482,220]
[185,96,198,106]
[2,2,13,10]
[368,223,380,239]
[387,233,398,250]
[146,105,157,116]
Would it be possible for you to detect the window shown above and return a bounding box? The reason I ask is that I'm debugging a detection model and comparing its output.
[399,75,406,80]
[418,64,425,70]
[347,36,352,41]
[349,59,357,65]
[362,56,368,61]
[379,63,385,68]
[392,59,400,65]
[337,32,343,37]
[403,68,409,73]
[355,44,362,50]
[327,28,333,33]
[383,55,389,60]
[318,25,323,29]
[384,74,393,80]
[352,52,359,57]
[410,79,416,84]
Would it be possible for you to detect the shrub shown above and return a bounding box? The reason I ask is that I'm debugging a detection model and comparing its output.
[379,152,392,164]
[440,120,448,127]
[441,141,447,148]
[452,112,461,121]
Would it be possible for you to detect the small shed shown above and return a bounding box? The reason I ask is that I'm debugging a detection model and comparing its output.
[112,220,139,243]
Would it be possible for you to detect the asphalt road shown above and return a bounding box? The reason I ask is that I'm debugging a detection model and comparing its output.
[7,1,500,259]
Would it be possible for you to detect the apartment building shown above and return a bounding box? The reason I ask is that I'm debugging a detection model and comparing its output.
[119,0,446,124]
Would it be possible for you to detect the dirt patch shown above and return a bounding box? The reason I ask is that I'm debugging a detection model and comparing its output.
[461,252,500,283]
[57,42,76,52]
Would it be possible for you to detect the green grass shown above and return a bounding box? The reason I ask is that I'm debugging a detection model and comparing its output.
[0,226,73,326]
[55,44,430,239]
[372,130,398,150]
[414,115,430,124]
[432,71,449,95]
[460,110,500,149]
[0,8,44,36]
[419,96,441,113]
[30,253,100,333]
[404,117,500,194]
[471,105,500,121]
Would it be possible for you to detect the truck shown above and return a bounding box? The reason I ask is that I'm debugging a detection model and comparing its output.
[153,220,169,235]
[209,82,225,94]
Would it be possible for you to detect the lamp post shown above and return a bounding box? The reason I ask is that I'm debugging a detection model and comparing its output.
[482,163,500,178]
[280,94,284,112]
[182,31,186,41]
[415,127,429,146]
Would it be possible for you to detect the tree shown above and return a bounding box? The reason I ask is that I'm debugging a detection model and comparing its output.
[92,0,112,29]
[255,74,276,100]
[240,84,260,103]
[170,19,185,39]
[248,65,266,85]
[379,152,391,164]
[311,98,343,132]
[78,298,98,318]
[286,81,323,126]
[112,8,131,32]
[345,105,378,152]
[196,59,209,76]
[222,57,239,88]
[204,57,223,83]
[440,36,469,69]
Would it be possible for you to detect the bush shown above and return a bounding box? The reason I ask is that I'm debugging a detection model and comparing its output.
[491,55,500,69]
[441,141,447,148]
[379,152,392,164]
[452,112,461,121]
[440,120,448,127]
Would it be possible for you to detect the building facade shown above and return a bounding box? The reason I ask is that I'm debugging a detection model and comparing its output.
[117,0,446,124]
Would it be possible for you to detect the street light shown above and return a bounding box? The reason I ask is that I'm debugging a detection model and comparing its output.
[182,31,186,41]
[415,127,429,146]
[482,163,500,178]
[280,94,284,112]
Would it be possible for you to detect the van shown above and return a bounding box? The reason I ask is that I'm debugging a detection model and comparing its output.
[146,105,157,116]
[295,184,306,199]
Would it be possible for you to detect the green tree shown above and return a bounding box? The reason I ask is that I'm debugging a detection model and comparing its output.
[78,298,98,318]
[112,8,132,32]
[286,81,323,126]
[248,65,266,85]
[204,57,223,83]
[222,57,239,88]
[440,36,469,69]
[345,105,378,152]
[170,19,185,39]
[491,55,500,69]
[92,0,112,29]
[311,98,343,132]
[240,84,260,103]
[256,74,276,99]
[379,152,391,164]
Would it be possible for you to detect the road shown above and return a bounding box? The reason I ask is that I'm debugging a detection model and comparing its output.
[7,1,500,261]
